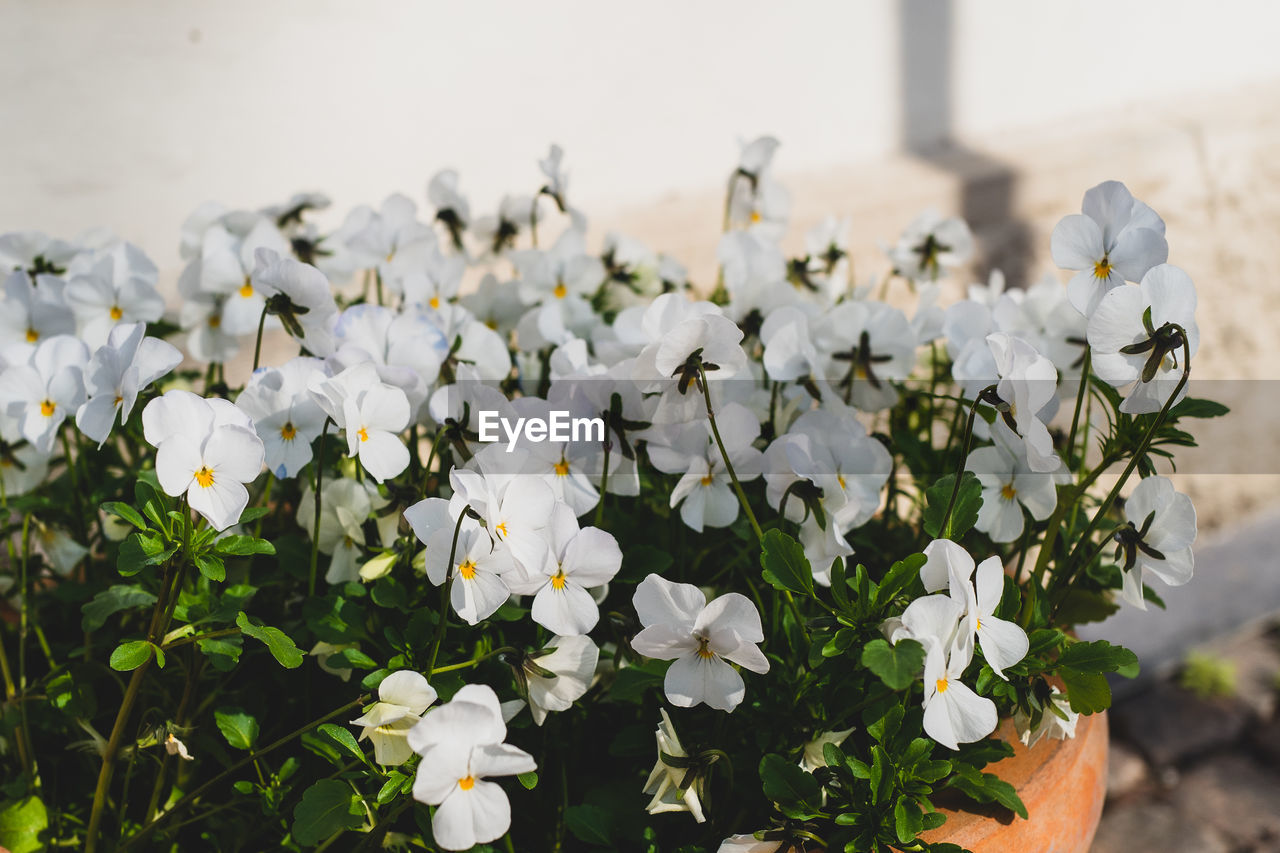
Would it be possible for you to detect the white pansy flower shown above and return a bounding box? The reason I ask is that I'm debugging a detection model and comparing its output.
[350,670,437,766]
[422,523,515,626]
[76,322,182,446]
[1115,475,1196,610]
[236,357,328,478]
[1088,263,1198,415]
[408,684,536,852]
[642,709,706,823]
[800,727,856,773]
[147,393,265,531]
[630,573,769,712]
[250,250,339,357]
[427,169,470,251]
[1050,180,1167,316]
[524,635,599,726]
[814,301,917,412]
[34,520,88,576]
[887,210,973,283]
[508,504,620,637]
[1014,687,1078,748]
[0,335,89,453]
[965,420,1061,543]
[297,478,370,584]
[986,332,1060,473]
[65,254,165,349]
[716,834,782,852]
[0,270,75,349]
[0,443,50,497]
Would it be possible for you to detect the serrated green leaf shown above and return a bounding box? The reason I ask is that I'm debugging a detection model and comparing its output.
[236,611,304,668]
[760,529,815,596]
[923,472,983,539]
[195,553,226,582]
[1058,640,1138,674]
[862,638,925,690]
[215,707,260,750]
[82,584,157,631]
[291,779,362,846]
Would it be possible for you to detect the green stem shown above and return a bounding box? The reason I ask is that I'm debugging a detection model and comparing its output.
[936,388,990,540]
[17,513,37,789]
[251,303,268,372]
[593,439,611,528]
[430,645,517,675]
[309,418,333,597]
[697,364,762,542]
[1064,346,1091,470]
[117,695,370,852]
[1051,330,1192,611]
[426,508,471,677]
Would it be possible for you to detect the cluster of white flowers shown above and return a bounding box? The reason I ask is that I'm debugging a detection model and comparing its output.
[0,138,1205,849]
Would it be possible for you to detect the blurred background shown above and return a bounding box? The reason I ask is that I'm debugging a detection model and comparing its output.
[4,2,1280,844]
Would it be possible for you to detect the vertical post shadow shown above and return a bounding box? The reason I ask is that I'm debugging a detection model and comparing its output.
[897,0,1034,286]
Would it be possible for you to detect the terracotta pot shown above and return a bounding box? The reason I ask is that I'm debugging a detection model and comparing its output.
[917,709,1109,852]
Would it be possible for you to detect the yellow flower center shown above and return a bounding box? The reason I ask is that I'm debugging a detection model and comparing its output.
[554,459,570,477]
[109,305,123,320]
[750,210,762,224]
[458,560,477,580]
[113,395,123,407]
[695,637,715,659]
[550,569,567,590]
[458,775,475,790]
[194,466,215,488]
[281,422,297,440]
[485,319,498,330]
[208,315,221,329]
[25,328,38,343]
[429,295,440,309]
[553,282,568,299]
[936,678,949,694]
[1001,483,1016,500]
[0,458,11,468]
[495,521,508,539]
[39,399,56,417]
[357,427,369,442]
[1093,258,1112,280]
[837,474,847,490]
[700,474,713,486]
[238,280,254,299]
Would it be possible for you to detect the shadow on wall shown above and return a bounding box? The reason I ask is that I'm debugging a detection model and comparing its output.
[899,0,1034,286]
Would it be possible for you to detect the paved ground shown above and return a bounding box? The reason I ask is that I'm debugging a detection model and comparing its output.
[1092,622,1280,852]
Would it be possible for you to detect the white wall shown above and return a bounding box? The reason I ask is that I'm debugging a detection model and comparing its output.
[3,0,1279,266]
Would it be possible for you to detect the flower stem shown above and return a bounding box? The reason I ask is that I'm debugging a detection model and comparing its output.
[936,388,990,540]
[697,363,762,542]
[1064,346,1091,470]
[251,303,269,372]
[426,508,471,677]
[309,418,332,597]
[117,695,370,852]
[593,438,611,528]
[1050,331,1192,613]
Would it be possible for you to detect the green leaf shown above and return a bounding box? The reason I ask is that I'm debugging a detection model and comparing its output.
[609,659,668,703]
[1169,397,1229,419]
[317,723,365,761]
[0,795,48,853]
[624,544,674,576]
[197,636,243,669]
[894,797,924,843]
[82,584,157,631]
[760,529,814,597]
[215,707,260,750]
[862,638,926,690]
[923,472,983,539]
[236,611,304,668]
[238,506,271,524]
[117,532,175,577]
[101,501,147,530]
[1059,667,1112,714]
[1058,640,1138,675]
[215,535,276,556]
[135,478,168,530]
[109,640,154,671]
[194,553,226,582]
[873,553,926,611]
[758,753,821,807]
[978,773,1028,819]
[375,772,407,805]
[336,648,379,670]
[564,803,614,847]
[291,779,362,846]
[517,770,538,790]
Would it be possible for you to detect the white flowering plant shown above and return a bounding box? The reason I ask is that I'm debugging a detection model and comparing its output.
[0,142,1226,853]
